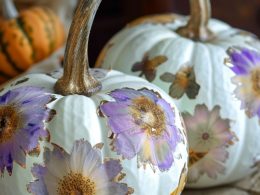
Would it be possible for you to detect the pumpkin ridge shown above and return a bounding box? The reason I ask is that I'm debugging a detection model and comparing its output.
[41,7,57,52]
[0,31,24,73]
[0,70,12,79]
[15,17,36,61]
[30,7,55,55]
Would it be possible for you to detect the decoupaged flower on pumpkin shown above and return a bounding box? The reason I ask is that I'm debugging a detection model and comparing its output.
[188,147,229,183]
[0,86,52,175]
[227,47,260,120]
[182,104,236,182]
[132,54,168,82]
[160,66,200,99]
[28,140,130,195]
[100,88,181,171]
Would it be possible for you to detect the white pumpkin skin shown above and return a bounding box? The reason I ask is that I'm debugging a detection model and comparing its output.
[96,14,260,188]
[0,69,188,195]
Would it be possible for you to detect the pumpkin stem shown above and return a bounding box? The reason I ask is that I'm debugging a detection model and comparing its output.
[2,0,18,19]
[176,0,214,42]
[54,0,102,96]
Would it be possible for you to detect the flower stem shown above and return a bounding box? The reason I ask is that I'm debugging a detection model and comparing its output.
[54,0,102,96]
[2,0,18,19]
[176,0,214,42]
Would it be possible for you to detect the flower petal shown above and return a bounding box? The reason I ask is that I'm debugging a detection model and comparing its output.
[114,132,146,159]
[100,102,130,117]
[152,137,174,171]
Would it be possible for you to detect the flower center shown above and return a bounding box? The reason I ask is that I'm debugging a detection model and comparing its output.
[0,105,20,144]
[202,132,210,140]
[251,68,260,95]
[131,96,166,136]
[57,172,96,195]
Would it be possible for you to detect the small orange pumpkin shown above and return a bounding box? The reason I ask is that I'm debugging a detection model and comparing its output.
[0,0,65,84]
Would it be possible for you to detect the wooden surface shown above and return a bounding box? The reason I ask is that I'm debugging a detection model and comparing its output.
[183,170,260,195]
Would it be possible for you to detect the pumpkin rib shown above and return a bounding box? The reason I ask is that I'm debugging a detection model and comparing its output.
[18,10,50,62]
[29,7,55,55]
[0,71,12,79]
[0,30,24,73]
[0,51,20,77]
[15,17,36,61]
[43,7,65,51]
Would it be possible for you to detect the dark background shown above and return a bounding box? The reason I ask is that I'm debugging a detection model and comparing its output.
[89,0,260,65]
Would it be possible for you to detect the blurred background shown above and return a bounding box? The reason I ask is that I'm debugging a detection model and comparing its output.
[5,0,260,65]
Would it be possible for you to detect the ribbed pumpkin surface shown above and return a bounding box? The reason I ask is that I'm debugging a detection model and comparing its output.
[0,6,65,84]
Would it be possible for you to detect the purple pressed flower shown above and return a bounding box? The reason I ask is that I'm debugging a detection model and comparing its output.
[100,88,181,171]
[227,48,260,119]
[0,86,52,175]
[28,140,130,195]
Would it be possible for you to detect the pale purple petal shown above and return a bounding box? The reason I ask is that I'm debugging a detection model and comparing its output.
[152,137,174,171]
[100,102,129,117]
[139,88,159,102]
[109,88,142,102]
[114,132,146,159]
[156,99,175,126]
[228,48,260,75]
[107,115,142,134]
[27,165,48,195]
[92,159,122,181]
[164,125,180,149]
[70,139,95,173]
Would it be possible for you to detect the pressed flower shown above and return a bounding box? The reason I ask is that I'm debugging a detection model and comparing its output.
[188,147,229,183]
[227,47,260,119]
[132,54,168,82]
[160,66,200,99]
[28,140,130,195]
[0,87,52,175]
[100,88,181,171]
[182,104,236,181]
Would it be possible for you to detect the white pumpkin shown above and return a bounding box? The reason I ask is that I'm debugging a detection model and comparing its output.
[0,0,188,195]
[96,0,260,188]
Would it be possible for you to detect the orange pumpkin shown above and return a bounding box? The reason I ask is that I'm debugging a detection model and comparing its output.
[0,0,65,84]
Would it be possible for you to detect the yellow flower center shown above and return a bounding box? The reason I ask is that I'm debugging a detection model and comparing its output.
[57,172,96,195]
[131,96,166,136]
[0,105,21,144]
[251,68,260,95]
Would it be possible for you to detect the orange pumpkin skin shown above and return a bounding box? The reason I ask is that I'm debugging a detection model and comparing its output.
[0,6,65,84]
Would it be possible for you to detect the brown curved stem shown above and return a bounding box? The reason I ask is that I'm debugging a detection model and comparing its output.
[54,0,102,96]
[2,0,18,19]
[176,0,214,42]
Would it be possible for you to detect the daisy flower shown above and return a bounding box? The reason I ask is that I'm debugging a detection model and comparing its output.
[182,104,236,181]
[100,88,181,171]
[0,86,52,175]
[28,140,129,195]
